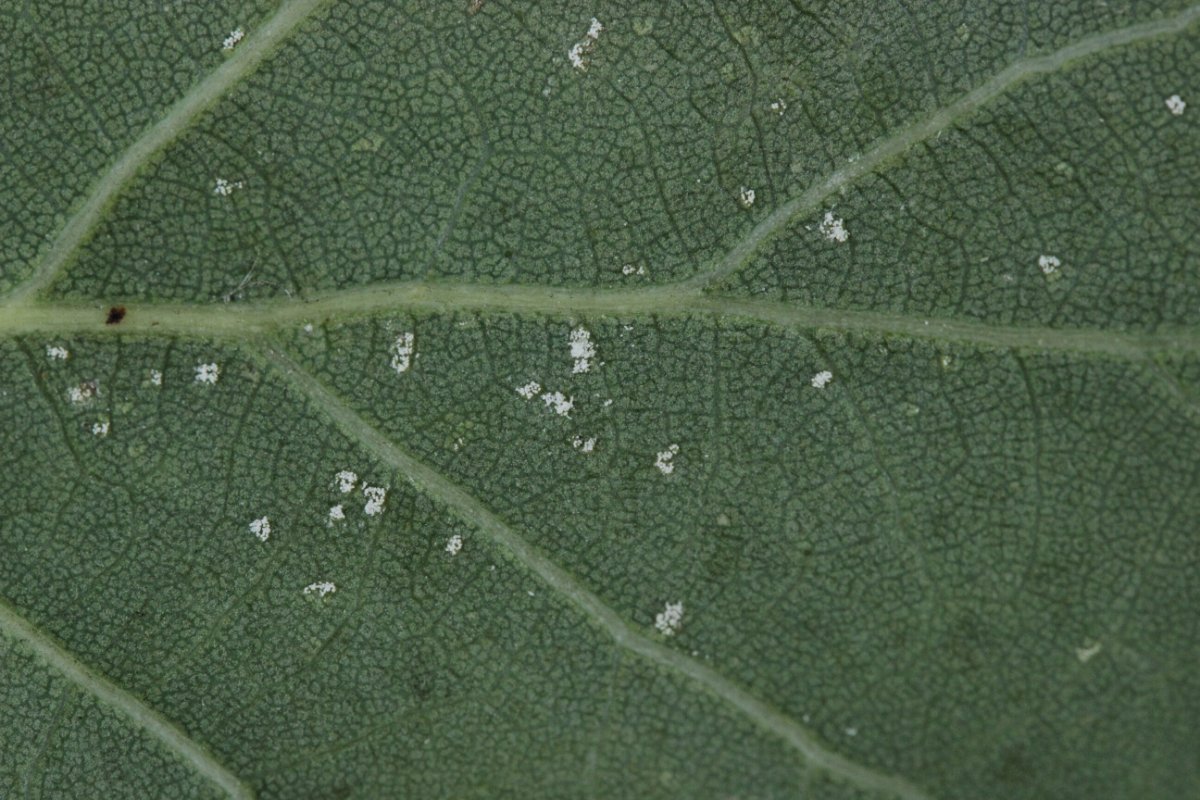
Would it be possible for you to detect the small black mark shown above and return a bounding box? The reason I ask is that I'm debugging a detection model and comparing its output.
[105,306,126,325]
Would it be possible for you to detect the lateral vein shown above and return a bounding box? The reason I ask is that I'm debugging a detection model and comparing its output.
[0,596,254,799]
[2,0,333,305]
[258,345,933,800]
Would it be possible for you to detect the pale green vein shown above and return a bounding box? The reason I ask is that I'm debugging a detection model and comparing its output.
[4,284,1200,360]
[687,3,1200,289]
[0,596,254,800]
[2,0,333,306]
[258,345,933,800]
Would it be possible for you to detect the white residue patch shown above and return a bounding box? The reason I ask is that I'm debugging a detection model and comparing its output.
[335,470,358,494]
[363,485,387,516]
[149,369,163,387]
[811,370,833,389]
[572,435,596,453]
[194,363,220,384]
[67,381,98,404]
[213,178,244,197]
[1166,94,1186,116]
[568,17,604,70]
[222,27,245,51]
[390,332,415,374]
[91,419,110,437]
[819,211,849,243]
[654,443,679,475]
[569,327,595,373]
[46,345,69,361]
[248,516,270,542]
[738,186,756,208]
[1038,254,1061,275]
[445,534,463,555]
[516,381,541,400]
[542,391,574,417]
[654,601,684,635]
[328,504,345,523]
[303,581,336,598]
[1075,641,1102,663]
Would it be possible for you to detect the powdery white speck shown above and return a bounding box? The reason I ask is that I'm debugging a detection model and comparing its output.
[1038,254,1061,275]
[569,327,595,373]
[46,345,69,361]
[819,211,849,243]
[654,443,679,475]
[303,581,336,598]
[335,470,358,494]
[363,485,387,516]
[811,370,833,389]
[194,363,220,384]
[222,27,245,51]
[302,323,314,334]
[654,601,684,635]
[213,178,244,197]
[572,436,596,453]
[149,370,163,386]
[249,516,270,542]
[91,419,110,437]
[845,727,858,737]
[67,381,97,404]
[770,98,787,114]
[516,381,541,400]
[1166,94,1186,116]
[568,17,604,70]
[328,504,345,523]
[445,535,463,555]
[738,186,756,208]
[1076,641,1102,663]
[390,332,415,374]
[602,398,613,407]
[542,391,574,417]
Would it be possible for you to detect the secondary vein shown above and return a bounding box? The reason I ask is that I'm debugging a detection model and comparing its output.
[258,344,934,800]
[2,0,334,306]
[0,595,254,799]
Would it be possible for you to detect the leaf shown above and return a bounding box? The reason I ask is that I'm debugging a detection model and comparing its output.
[1,2,1198,798]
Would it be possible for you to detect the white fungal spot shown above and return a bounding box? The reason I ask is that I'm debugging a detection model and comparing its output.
[819,211,849,243]
[654,443,679,475]
[738,186,756,208]
[654,601,684,635]
[568,17,604,70]
[335,470,358,494]
[302,323,314,334]
[1038,254,1061,275]
[445,534,463,555]
[621,264,646,276]
[222,27,245,51]
[569,327,595,374]
[516,381,541,400]
[194,363,220,384]
[1165,94,1186,116]
[390,332,415,374]
[67,381,97,405]
[811,370,833,389]
[572,436,596,453]
[91,419,110,437]
[770,98,787,115]
[303,581,336,598]
[363,485,387,517]
[542,391,574,417]
[328,504,345,523]
[1075,641,1102,663]
[248,516,270,542]
[46,345,69,361]
[213,178,244,197]
[845,727,859,737]
[149,370,163,387]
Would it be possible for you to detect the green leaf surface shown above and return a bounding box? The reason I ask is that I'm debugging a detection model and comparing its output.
[2,2,1198,798]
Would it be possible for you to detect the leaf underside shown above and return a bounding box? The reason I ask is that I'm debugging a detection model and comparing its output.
[1,2,1198,799]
